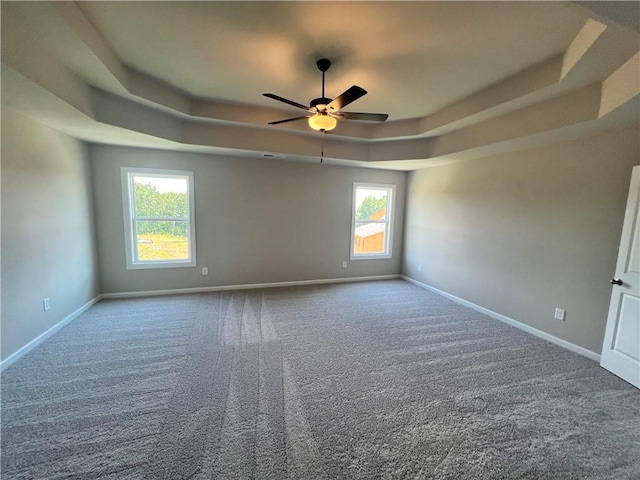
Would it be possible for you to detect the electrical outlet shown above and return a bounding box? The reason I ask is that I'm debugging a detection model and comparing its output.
[202,267,209,275]
[554,307,565,321]
[43,298,51,311]
[342,261,348,268]
[418,264,423,272]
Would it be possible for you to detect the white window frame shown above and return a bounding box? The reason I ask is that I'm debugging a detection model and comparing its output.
[121,167,197,270]
[350,182,395,260]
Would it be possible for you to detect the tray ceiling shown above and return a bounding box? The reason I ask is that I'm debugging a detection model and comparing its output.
[2,1,638,169]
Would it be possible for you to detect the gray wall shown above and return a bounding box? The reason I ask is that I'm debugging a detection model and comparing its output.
[90,145,406,294]
[1,108,100,361]
[402,125,639,354]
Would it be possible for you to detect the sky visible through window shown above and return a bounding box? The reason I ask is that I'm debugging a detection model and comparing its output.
[134,176,187,194]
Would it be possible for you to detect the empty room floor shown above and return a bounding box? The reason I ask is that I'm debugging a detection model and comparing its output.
[2,280,639,479]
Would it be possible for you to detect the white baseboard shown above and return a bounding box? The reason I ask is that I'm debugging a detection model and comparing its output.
[1,295,102,372]
[2,276,600,370]
[401,275,601,362]
[100,274,402,299]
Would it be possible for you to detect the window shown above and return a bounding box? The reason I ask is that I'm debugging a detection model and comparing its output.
[121,167,196,269]
[350,182,395,259]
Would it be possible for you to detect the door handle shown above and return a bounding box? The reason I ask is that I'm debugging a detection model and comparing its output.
[610,278,623,286]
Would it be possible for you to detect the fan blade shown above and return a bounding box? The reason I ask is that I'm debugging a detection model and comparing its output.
[268,115,310,125]
[339,112,389,122]
[263,93,310,111]
[327,86,367,112]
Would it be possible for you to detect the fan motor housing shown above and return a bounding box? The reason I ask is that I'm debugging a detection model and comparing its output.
[310,97,332,110]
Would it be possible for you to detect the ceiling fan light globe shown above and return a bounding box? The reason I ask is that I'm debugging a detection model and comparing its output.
[308,114,337,132]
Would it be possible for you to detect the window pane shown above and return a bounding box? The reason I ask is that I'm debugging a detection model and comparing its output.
[133,176,189,218]
[355,189,388,221]
[353,222,387,254]
[136,220,189,261]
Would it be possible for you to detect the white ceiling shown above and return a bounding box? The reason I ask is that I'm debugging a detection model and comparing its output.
[77,1,590,120]
[2,1,639,170]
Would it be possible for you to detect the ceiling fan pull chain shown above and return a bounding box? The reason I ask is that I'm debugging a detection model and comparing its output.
[320,137,324,163]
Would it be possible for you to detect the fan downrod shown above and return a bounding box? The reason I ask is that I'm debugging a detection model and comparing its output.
[315,58,332,104]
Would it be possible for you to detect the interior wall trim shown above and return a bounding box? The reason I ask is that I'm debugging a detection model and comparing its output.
[401,275,601,363]
[99,275,402,299]
[0,295,102,372]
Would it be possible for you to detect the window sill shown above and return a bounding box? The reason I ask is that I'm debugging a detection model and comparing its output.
[350,254,392,261]
[126,260,196,270]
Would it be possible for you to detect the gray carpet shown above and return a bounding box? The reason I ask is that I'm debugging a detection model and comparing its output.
[2,279,639,479]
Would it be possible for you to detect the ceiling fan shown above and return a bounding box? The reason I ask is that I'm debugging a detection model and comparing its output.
[263,58,389,133]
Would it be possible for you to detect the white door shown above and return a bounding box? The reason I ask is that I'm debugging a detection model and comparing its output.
[601,165,640,388]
